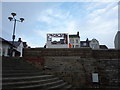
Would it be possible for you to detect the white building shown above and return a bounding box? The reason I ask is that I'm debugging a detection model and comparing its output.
[0,37,28,57]
[9,38,24,57]
[69,32,80,48]
[0,37,18,57]
[114,31,120,49]
[89,38,99,49]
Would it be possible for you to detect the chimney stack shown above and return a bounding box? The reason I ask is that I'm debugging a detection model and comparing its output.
[18,38,22,42]
[77,31,79,36]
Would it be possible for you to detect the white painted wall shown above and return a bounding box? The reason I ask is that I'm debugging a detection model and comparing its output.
[0,43,10,56]
[69,37,80,48]
[89,39,99,49]
[16,42,23,57]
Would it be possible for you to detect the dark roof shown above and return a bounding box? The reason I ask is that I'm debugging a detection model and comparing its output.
[100,45,108,49]
[23,42,28,48]
[80,41,90,47]
[69,35,80,38]
[80,40,91,43]
[80,41,90,43]
[80,38,91,47]
[0,37,16,47]
[9,41,21,47]
[9,41,28,48]
[69,32,80,38]
[1,37,28,49]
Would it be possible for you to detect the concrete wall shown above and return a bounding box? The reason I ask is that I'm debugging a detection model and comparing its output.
[114,31,120,49]
[23,48,120,88]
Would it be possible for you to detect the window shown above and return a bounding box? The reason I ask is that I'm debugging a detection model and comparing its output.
[70,39,74,43]
[2,48,5,56]
[83,43,86,46]
[76,39,78,43]
[75,45,79,48]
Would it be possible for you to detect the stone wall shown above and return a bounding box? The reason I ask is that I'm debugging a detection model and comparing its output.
[92,49,119,59]
[23,48,120,88]
[44,57,98,88]
[97,59,120,88]
[23,48,92,58]
[23,48,119,59]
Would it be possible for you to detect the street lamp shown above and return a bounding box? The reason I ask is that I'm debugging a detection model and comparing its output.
[8,12,24,57]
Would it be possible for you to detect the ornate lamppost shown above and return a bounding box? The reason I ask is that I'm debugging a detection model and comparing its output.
[8,13,24,56]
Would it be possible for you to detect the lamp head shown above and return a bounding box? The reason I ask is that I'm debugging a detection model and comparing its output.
[11,13,16,17]
[20,18,24,22]
[8,17,13,21]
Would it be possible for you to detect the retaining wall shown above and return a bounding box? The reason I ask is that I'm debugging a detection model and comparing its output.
[23,48,120,88]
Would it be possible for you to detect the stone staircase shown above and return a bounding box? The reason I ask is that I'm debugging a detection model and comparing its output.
[2,57,72,89]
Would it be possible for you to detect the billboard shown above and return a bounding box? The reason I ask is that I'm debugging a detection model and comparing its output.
[47,33,68,44]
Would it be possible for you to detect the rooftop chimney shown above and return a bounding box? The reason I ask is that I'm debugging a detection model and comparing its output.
[77,31,79,36]
[18,38,22,42]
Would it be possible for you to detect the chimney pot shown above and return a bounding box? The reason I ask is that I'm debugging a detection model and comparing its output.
[77,31,79,36]
[18,38,22,42]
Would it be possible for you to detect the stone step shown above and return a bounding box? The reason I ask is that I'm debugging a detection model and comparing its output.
[2,75,54,83]
[2,77,59,89]
[3,79,64,89]
[2,72,46,77]
[2,61,35,68]
[2,58,73,89]
[2,68,39,71]
[2,68,40,71]
[48,82,68,89]
[63,84,72,88]
[2,63,37,67]
[3,77,59,85]
[2,69,41,73]
[2,61,32,66]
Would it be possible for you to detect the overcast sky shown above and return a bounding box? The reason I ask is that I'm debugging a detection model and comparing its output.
[1,1,119,48]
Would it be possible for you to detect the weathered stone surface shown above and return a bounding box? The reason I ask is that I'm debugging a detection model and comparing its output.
[22,48,120,88]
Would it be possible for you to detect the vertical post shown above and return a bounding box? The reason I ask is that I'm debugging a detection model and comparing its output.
[12,19,16,45]
[11,19,16,57]
[8,13,24,57]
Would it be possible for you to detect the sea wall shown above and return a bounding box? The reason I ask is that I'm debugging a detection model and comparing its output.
[23,48,120,88]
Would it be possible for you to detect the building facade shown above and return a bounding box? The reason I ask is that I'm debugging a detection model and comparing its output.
[69,32,80,48]
[0,37,18,57]
[80,38,90,47]
[45,32,107,49]
[89,39,99,49]
[80,38,106,49]
[0,37,28,57]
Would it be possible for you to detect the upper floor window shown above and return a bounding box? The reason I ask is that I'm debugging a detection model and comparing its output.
[76,39,78,43]
[70,39,74,43]
[75,45,79,48]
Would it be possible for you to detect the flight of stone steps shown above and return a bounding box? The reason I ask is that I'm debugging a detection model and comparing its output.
[2,57,73,89]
